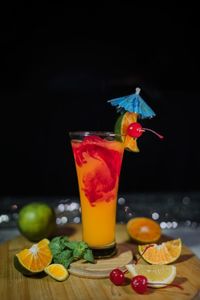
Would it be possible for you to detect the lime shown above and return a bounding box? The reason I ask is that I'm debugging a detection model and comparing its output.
[114,112,140,152]
[17,202,57,242]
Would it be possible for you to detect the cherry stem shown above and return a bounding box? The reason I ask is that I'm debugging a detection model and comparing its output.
[148,283,184,290]
[142,128,164,139]
[135,244,154,264]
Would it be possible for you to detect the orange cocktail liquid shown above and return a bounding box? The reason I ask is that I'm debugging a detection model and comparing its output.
[71,135,124,248]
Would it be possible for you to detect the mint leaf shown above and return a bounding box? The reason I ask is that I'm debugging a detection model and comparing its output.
[49,236,69,256]
[49,235,94,269]
[53,250,73,268]
[73,247,83,260]
[54,252,74,269]
[55,249,72,260]
[64,241,79,250]
[65,256,75,269]
[79,241,89,250]
[72,241,88,259]
[83,249,95,263]
[59,236,69,249]
[49,237,63,256]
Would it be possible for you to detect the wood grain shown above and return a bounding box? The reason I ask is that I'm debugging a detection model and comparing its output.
[69,244,133,278]
[1,224,200,300]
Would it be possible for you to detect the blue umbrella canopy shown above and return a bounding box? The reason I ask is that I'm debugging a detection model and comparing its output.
[107,87,156,119]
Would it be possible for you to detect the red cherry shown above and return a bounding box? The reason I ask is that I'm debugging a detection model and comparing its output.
[131,275,148,294]
[127,122,144,138]
[109,268,125,286]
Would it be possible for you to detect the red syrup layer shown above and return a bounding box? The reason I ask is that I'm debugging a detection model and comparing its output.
[72,136,123,205]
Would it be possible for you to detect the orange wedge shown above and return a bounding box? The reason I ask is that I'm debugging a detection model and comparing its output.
[138,239,182,264]
[45,264,69,281]
[14,239,52,275]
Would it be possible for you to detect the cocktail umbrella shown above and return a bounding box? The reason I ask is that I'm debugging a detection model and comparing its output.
[107,87,163,152]
[107,87,156,119]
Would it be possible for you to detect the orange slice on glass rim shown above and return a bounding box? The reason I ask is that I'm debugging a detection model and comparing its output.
[114,112,139,152]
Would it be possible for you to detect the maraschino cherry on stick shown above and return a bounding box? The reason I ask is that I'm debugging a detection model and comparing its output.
[127,122,164,139]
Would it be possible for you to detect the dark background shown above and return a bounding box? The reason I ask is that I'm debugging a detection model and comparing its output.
[0,5,199,197]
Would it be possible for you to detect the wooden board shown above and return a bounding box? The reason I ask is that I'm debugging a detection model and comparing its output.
[69,243,133,278]
[1,224,200,300]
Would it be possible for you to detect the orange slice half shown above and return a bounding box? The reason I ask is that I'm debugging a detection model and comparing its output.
[138,238,182,264]
[127,217,161,244]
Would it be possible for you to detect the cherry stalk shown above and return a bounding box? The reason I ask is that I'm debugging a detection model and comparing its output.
[127,122,164,139]
[135,244,154,264]
[148,282,184,290]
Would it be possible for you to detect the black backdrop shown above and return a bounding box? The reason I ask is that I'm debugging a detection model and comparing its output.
[1,5,199,197]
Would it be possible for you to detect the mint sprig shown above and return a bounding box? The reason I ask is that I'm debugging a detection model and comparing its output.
[49,236,95,268]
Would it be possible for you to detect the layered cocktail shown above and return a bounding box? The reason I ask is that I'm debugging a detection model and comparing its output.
[69,88,163,258]
[69,132,124,257]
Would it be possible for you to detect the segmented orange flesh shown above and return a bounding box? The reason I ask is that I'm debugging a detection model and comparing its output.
[45,264,68,280]
[16,239,52,272]
[139,239,182,264]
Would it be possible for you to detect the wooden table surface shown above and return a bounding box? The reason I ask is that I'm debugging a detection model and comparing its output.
[1,224,200,300]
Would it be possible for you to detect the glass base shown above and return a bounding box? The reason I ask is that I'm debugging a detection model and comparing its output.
[91,243,117,259]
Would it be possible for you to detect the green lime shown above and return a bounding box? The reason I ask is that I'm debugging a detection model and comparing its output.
[114,112,140,152]
[17,202,57,242]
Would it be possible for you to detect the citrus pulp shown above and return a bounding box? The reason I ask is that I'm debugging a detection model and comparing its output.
[44,264,69,281]
[14,238,52,275]
[138,238,182,264]
[126,264,176,288]
[127,217,161,243]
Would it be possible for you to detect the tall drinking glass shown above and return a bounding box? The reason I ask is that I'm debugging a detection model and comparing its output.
[69,131,124,258]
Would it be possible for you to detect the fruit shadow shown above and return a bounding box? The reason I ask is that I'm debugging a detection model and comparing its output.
[176,254,194,263]
[116,242,137,259]
[173,276,187,285]
[52,225,77,238]
[24,272,47,279]
[148,277,187,293]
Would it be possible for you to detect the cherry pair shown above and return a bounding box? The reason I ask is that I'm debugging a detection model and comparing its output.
[109,268,148,294]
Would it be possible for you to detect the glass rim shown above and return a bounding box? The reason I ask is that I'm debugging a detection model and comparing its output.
[69,131,125,138]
